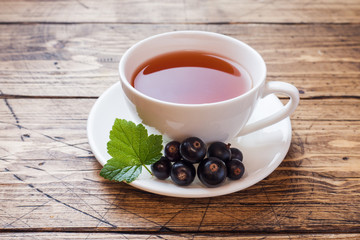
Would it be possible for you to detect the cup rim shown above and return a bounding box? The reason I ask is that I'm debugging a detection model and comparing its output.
[119,30,267,107]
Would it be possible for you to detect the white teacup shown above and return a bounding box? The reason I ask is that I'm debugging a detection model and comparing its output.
[119,31,299,143]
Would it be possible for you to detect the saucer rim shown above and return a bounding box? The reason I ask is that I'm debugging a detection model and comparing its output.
[87,82,292,198]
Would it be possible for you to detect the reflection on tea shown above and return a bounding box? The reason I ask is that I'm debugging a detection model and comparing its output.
[132,50,252,104]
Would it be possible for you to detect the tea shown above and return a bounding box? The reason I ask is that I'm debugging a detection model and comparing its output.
[132,50,252,104]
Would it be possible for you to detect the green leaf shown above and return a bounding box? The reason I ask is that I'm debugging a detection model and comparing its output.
[100,119,163,183]
[100,164,142,183]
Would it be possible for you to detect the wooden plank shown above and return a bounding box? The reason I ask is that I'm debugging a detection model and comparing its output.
[0,99,359,155]
[0,98,359,157]
[0,0,359,23]
[0,98,359,232]
[1,232,360,240]
[1,154,359,232]
[0,23,359,98]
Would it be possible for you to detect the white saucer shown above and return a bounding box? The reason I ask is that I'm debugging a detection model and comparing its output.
[87,82,292,198]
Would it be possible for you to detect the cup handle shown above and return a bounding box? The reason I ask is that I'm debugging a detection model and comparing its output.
[237,81,300,136]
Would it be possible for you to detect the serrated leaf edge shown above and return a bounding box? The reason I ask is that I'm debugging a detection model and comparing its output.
[101,119,163,183]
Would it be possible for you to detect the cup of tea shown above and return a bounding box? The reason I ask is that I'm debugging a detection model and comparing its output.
[119,31,299,143]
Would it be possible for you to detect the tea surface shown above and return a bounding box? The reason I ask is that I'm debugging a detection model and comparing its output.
[132,50,252,104]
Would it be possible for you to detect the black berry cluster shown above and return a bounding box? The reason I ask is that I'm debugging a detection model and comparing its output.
[151,137,245,187]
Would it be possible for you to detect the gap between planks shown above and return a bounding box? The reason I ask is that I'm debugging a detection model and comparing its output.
[0,21,359,25]
[1,228,360,235]
[0,95,359,100]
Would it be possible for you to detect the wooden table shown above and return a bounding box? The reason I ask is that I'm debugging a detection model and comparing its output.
[1,0,359,239]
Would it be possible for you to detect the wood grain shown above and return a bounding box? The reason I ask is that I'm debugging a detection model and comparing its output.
[1,0,359,238]
[0,0,359,23]
[0,98,359,232]
[0,23,359,98]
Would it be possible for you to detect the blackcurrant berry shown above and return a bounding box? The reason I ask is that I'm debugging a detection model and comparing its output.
[164,141,181,162]
[226,159,245,180]
[179,137,206,163]
[207,142,231,162]
[170,161,196,186]
[151,157,172,180]
[230,147,243,162]
[197,157,227,188]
